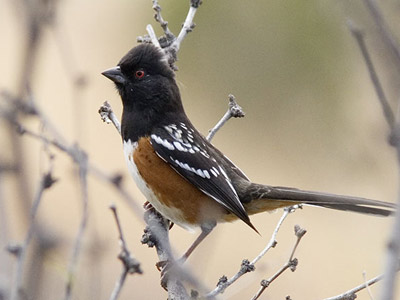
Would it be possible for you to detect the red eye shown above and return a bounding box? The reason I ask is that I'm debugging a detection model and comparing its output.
[135,70,145,79]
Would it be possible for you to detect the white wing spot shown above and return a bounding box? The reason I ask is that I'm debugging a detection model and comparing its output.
[164,125,173,134]
[212,167,220,175]
[200,151,210,158]
[171,157,213,180]
[173,141,187,152]
[196,169,206,178]
[151,134,175,151]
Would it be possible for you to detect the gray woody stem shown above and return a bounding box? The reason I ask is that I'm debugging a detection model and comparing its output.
[348,18,400,300]
[207,94,245,142]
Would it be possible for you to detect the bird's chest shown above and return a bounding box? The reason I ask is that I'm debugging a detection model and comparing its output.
[123,138,223,230]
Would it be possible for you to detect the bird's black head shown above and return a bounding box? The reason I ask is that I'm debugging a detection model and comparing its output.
[102,44,186,140]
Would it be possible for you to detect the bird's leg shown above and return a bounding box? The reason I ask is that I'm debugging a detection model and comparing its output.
[143,201,152,210]
[159,222,216,291]
[156,221,216,272]
[178,221,216,263]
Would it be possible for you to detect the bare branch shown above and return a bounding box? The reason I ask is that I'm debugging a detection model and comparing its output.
[380,188,400,300]
[347,21,395,129]
[152,0,175,44]
[348,19,400,300]
[251,206,300,266]
[206,205,301,298]
[9,165,56,300]
[99,101,121,135]
[137,0,203,68]
[2,101,144,221]
[109,205,142,300]
[323,273,384,300]
[64,149,89,300]
[207,94,245,142]
[174,1,200,52]
[146,24,162,49]
[363,0,400,73]
[141,207,191,298]
[251,225,306,300]
[362,271,375,300]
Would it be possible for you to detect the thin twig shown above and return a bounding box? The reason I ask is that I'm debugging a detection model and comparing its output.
[347,20,395,129]
[380,161,400,300]
[363,0,400,73]
[146,24,161,49]
[9,168,56,300]
[348,18,400,300]
[363,271,375,300]
[64,150,89,300]
[3,105,144,220]
[152,0,175,44]
[174,2,199,52]
[323,274,384,300]
[207,94,245,142]
[110,269,128,300]
[206,205,300,298]
[0,170,9,300]
[98,101,121,135]
[251,206,300,266]
[109,205,142,300]
[251,225,306,300]
[138,0,202,68]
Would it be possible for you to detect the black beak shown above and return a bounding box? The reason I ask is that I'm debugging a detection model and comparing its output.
[102,66,126,84]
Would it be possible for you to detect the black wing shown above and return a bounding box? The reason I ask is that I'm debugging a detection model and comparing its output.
[150,122,254,229]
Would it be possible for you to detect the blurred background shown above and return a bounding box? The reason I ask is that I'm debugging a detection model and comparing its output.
[1,0,400,299]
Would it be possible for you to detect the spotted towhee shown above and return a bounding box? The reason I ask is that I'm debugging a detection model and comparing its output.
[102,44,395,260]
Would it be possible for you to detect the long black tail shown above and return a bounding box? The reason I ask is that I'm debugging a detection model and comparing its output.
[244,183,395,217]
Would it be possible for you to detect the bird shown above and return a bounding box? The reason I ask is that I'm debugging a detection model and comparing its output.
[102,43,395,262]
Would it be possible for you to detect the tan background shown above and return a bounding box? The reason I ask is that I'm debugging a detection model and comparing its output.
[1,0,399,299]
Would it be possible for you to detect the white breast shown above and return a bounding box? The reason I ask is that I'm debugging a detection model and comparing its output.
[123,139,195,231]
